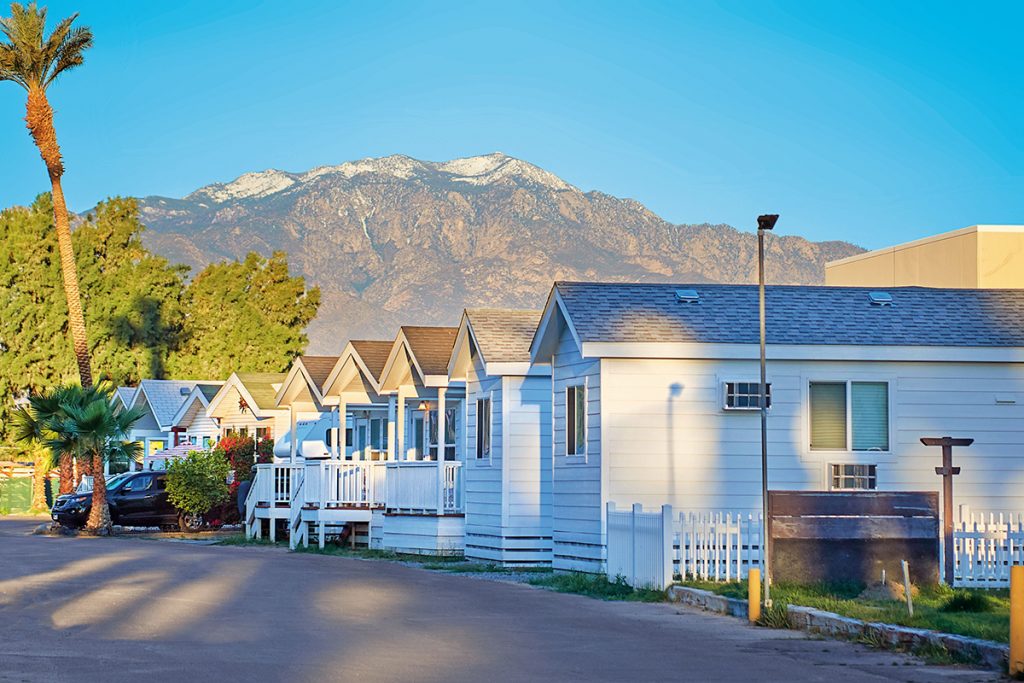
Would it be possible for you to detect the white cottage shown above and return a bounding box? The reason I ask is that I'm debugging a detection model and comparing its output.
[377,326,464,554]
[273,356,340,459]
[206,372,289,448]
[448,309,552,565]
[531,282,1024,572]
[115,379,221,474]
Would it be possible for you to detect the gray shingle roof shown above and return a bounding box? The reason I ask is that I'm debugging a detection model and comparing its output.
[555,282,1024,347]
[114,387,136,408]
[401,326,459,375]
[136,380,219,428]
[466,308,543,363]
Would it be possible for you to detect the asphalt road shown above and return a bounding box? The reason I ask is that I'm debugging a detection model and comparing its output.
[0,517,998,683]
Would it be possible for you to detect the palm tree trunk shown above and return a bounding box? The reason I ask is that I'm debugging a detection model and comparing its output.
[58,452,74,495]
[25,87,93,388]
[85,451,110,531]
[30,454,50,513]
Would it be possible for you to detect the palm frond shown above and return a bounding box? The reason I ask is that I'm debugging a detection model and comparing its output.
[0,2,91,90]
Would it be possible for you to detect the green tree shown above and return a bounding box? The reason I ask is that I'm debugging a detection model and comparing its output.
[165,449,230,530]
[0,197,188,450]
[168,251,320,378]
[1,3,95,387]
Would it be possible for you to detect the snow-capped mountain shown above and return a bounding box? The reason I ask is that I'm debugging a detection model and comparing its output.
[136,153,862,352]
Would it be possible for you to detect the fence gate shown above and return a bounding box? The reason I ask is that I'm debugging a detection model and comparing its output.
[606,503,673,590]
[954,509,1024,588]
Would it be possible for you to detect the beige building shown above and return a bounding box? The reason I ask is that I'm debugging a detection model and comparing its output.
[826,225,1024,289]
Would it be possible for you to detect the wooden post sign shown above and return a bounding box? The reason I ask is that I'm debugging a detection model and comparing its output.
[921,436,973,586]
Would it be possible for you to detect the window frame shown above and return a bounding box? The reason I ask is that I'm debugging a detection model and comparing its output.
[829,463,878,491]
[565,384,587,457]
[475,395,492,461]
[722,380,772,411]
[805,378,893,455]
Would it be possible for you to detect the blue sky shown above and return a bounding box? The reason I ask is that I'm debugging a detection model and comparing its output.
[1,1,1021,248]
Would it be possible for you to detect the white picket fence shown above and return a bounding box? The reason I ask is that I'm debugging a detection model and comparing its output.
[606,503,674,590]
[606,504,764,589]
[953,511,1024,588]
[676,511,763,583]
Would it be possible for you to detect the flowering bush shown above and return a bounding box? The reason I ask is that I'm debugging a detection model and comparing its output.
[256,437,274,464]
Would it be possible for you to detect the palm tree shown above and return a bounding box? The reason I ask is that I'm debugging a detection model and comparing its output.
[63,396,143,530]
[13,383,104,495]
[0,3,94,387]
[14,384,143,531]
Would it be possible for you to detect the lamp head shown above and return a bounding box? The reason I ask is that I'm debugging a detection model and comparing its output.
[757,214,779,231]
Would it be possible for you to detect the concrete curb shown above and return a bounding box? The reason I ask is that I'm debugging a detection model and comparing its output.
[668,586,1007,671]
[787,604,1008,671]
[667,586,747,618]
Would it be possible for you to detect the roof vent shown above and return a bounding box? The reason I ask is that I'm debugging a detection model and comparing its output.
[675,288,700,303]
[868,291,893,307]
[179,387,191,396]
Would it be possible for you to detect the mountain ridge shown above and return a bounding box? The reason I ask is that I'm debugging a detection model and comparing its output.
[134,153,864,353]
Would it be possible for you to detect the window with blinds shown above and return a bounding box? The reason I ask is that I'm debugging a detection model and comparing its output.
[810,382,847,450]
[809,380,889,452]
[566,385,586,456]
[852,382,889,451]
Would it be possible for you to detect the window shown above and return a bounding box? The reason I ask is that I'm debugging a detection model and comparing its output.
[202,436,213,449]
[566,385,586,456]
[123,475,153,492]
[188,435,198,446]
[476,398,491,459]
[831,464,877,490]
[724,382,771,410]
[255,426,270,442]
[325,429,333,448]
[809,381,889,451]
[370,418,384,450]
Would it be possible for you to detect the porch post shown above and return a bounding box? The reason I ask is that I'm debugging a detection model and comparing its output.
[289,404,297,461]
[330,406,339,459]
[396,386,408,461]
[338,399,348,459]
[437,387,447,513]
[387,395,397,460]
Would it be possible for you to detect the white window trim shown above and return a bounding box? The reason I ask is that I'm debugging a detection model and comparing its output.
[803,376,894,457]
[721,379,772,412]
[475,392,493,464]
[565,380,587,460]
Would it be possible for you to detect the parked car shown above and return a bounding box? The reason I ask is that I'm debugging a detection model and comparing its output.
[51,471,203,531]
[51,472,134,527]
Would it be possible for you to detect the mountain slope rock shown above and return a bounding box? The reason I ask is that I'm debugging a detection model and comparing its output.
[136,153,862,352]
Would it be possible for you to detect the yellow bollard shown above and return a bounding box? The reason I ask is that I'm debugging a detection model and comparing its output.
[1011,565,1024,675]
[748,568,761,624]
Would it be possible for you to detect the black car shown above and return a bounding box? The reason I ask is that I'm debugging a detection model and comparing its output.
[52,471,203,531]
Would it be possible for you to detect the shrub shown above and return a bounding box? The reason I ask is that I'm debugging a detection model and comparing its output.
[940,589,997,613]
[166,450,230,518]
[214,435,257,482]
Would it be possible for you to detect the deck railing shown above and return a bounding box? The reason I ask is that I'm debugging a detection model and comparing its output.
[385,461,463,514]
[250,462,303,506]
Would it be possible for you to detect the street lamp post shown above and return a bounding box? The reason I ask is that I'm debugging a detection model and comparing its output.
[757,213,779,606]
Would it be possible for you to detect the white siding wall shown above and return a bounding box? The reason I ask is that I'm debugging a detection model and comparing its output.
[184,411,219,444]
[551,326,603,572]
[464,356,504,557]
[600,356,1024,517]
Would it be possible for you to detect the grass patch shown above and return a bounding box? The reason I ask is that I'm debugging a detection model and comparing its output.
[680,579,1010,643]
[421,561,552,574]
[215,533,284,547]
[529,572,667,602]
